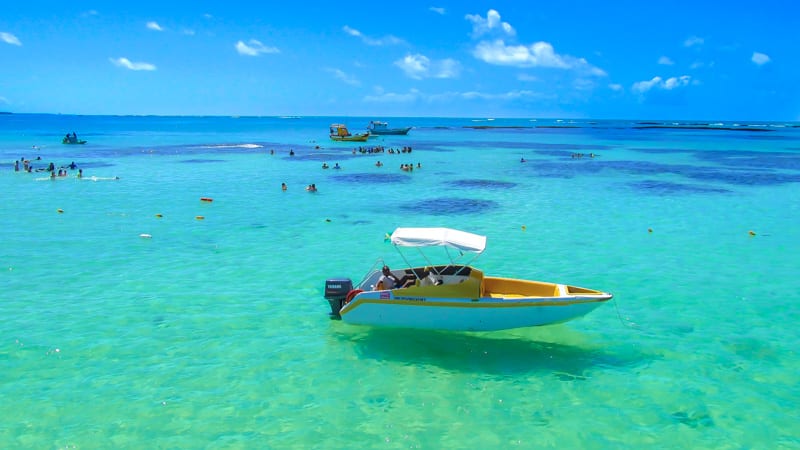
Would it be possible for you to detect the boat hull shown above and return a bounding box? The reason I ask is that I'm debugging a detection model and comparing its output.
[368,127,411,135]
[330,134,369,142]
[339,290,611,331]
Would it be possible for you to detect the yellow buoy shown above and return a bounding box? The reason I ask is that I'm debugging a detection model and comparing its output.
[196,215,205,220]
[748,230,756,236]
[521,225,526,231]
[155,214,163,218]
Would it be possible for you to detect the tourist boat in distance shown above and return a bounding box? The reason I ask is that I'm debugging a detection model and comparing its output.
[323,227,613,331]
[62,133,87,144]
[329,124,369,142]
[367,120,412,135]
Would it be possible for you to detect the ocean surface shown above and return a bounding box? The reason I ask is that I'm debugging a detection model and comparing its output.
[1,114,799,449]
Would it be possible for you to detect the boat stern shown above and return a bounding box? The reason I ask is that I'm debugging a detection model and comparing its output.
[323,277,353,318]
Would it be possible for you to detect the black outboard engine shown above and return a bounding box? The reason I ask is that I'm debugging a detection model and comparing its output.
[324,278,353,318]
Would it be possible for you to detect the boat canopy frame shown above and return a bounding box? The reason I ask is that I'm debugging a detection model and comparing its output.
[389,227,486,277]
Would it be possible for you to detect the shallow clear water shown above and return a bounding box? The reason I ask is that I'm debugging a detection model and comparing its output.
[2,115,799,448]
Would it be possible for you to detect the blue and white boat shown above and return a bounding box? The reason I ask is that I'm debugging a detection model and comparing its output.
[324,227,612,331]
[367,120,412,135]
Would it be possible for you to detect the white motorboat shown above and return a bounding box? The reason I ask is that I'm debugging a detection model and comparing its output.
[323,227,613,331]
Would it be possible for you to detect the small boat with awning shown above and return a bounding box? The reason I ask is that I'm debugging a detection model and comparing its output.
[323,227,613,331]
[329,124,369,142]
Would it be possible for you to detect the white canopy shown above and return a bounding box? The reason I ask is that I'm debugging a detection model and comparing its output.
[390,227,487,253]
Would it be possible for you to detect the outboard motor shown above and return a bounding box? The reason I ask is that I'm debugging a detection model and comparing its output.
[324,278,353,318]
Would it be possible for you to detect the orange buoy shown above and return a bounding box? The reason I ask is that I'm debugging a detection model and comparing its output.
[200,197,213,202]
[155,214,163,218]
[196,215,205,220]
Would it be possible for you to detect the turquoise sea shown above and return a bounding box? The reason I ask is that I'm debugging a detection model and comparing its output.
[2,114,799,449]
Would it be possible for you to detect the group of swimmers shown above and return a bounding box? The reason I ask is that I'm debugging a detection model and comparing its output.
[350,145,413,155]
[517,153,597,163]
[63,132,81,144]
[280,182,318,192]
[13,157,83,178]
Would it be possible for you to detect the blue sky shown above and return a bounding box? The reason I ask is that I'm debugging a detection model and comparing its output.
[1,1,797,120]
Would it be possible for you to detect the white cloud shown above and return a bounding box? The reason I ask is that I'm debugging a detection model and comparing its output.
[235,39,279,56]
[364,89,421,103]
[182,28,195,36]
[396,54,429,79]
[517,73,538,82]
[342,25,360,37]
[0,95,9,104]
[146,21,164,31]
[573,78,597,91]
[109,57,156,71]
[342,25,403,46]
[364,88,544,103]
[394,54,460,79]
[429,7,446,15]
[684,36,704,47]
[327,68,360,86]
[632,77,662,93]
[1,32,21,46]
[751,52,770,65]
[464,11,603,76]
[609,83,623,91]
[472,39,606,75]
[632,75,691,93]
[663,76,690,89]
[474,40,566,68]
[435,90,542,101]
[465,9,515,37]
[658,56,674,65]
[436,58,460,78]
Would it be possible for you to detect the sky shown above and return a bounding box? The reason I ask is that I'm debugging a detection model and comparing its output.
[1,0,798,120]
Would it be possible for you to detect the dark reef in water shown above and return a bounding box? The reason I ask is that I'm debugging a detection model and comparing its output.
[670,410,715,429]
[524,157,800,188]
[399,197,499,215]
[463,125,531,129]
[629,180,731,195]
[445,179,517,189]
[330,172,410,184]
[634,125,772,132]
[468,140,612,152]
